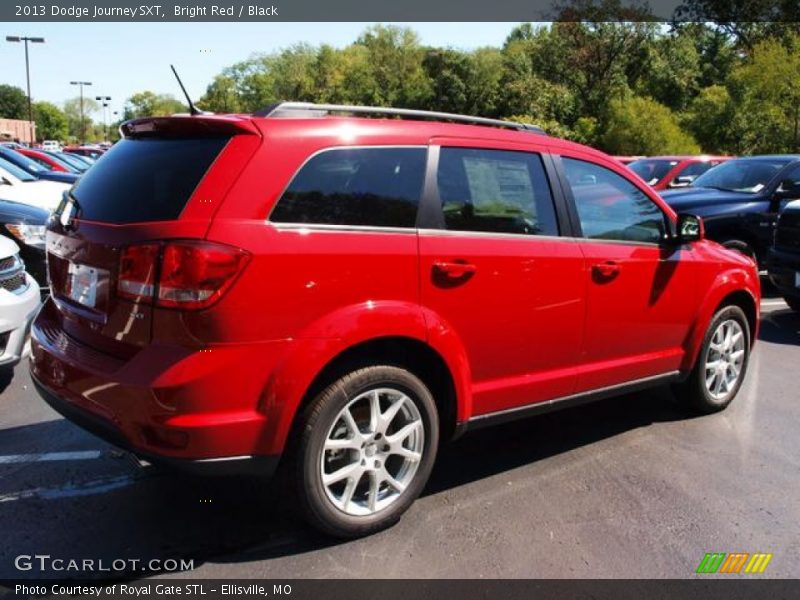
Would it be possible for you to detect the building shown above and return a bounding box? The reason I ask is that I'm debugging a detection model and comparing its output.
[0,118,36,144]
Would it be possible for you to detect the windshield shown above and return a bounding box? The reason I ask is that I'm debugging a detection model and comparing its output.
[692,159,789,193]
[0,148,47,174]
[53,152,88,172]
[0,157,37,182]
[628,159,678,186]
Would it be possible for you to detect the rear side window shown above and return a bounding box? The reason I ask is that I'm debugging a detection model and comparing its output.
[70,137,229,224]
[270,147,427,228]
[437,147,558,236]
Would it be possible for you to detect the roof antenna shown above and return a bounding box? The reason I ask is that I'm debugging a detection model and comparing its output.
[170,64,203,116]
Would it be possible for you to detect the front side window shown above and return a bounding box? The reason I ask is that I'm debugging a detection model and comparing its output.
[271,147,427,228]
[436,147,558,236]
[563,157,667,244]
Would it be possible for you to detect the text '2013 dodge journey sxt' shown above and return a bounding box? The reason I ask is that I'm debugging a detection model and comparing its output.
[31,103,760,538]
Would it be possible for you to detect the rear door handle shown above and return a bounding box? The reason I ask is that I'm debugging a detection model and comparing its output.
[592,260,621,277]
[433,261,477,278]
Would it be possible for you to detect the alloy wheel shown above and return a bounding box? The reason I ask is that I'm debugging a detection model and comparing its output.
[704,319,746,401]
[320,387,424,516]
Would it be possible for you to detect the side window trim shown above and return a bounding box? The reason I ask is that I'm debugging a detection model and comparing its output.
[554,153,672,246]
[419,143,567,238]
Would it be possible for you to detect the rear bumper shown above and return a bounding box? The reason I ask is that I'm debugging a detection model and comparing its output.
[31,375,278,477]
[767,247,800,300]
[29,298,290,474]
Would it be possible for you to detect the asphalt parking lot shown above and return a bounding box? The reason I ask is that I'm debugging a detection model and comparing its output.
[0,291,798,580]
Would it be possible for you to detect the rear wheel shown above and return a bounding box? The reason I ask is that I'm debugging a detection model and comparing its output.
[784,297,800,313]
[294,366,439,538]
[675,305,751,414]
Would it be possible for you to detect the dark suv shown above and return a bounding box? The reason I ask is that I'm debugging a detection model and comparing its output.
[30,103,760,538]
[660,155,800,264]
[768,200,800,313]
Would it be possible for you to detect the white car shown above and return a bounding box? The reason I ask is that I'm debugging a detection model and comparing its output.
[0,160,71,211]
[41,140,62,152]
[0,236,40,367]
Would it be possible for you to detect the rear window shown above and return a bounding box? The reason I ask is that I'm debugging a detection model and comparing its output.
[70,137,229,224]
[270,147,427,228]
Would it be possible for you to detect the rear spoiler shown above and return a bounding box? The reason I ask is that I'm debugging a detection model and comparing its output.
[120,115,261,139]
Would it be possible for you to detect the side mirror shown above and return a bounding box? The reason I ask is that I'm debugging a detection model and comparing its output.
[669,175,695,188]
[676,213,704,242]
[776,179,800,200]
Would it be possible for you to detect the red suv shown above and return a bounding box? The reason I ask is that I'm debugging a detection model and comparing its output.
[30,103,760,537]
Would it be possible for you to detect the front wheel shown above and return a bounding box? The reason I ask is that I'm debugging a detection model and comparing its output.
[294,366,439,538]
[675,305,751,414]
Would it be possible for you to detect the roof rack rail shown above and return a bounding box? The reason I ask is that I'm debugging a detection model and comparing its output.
[253,102,546,134]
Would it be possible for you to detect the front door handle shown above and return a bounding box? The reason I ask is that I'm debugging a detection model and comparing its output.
[433,261,477,278]
[592,260,621,278]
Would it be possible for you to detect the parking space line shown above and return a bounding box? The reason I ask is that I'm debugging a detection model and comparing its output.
[0,450,103,464]
[0,474,136,503]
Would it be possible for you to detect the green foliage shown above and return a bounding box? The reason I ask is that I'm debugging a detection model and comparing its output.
[194,22,800,155]
[63,96,99,141]
[726,34,800,153]
[33,101,68,141]
[0,84,28,120]
[124,91,186,119]
[602,96,701,155]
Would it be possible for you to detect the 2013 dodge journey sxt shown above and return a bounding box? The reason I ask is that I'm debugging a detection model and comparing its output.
[30,102,760,538]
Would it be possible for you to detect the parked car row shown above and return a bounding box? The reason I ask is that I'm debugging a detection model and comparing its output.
[617,153,800,305]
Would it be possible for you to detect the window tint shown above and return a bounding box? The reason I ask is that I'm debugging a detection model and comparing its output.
[70,137,229,224]
[779,163,800,187]
[0,157,36,182]
[678,161,716,179]
[271,147,426,228]
[437,148,558,236]
[629,159,677,186]
[563,158,666,244]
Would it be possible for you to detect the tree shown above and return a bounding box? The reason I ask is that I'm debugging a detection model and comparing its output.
[63,96,99,142]
[33,101,68,142]
[123,91,185,119]
[0,84,28,120]
[601,96,700,155]
[355,25,432,108]
[726,34,800,153]
[683,85,736,153]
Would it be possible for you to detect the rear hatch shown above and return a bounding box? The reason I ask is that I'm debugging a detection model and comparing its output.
[46,116,261,358]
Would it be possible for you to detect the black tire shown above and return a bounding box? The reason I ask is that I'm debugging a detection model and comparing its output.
[293,365,439,538]
[674,305,751,414]
[721,239,756,261]
[785,296,800,314]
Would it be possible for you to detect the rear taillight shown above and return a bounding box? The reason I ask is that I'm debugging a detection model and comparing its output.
[118,244,159,303]
[117,241,249,310]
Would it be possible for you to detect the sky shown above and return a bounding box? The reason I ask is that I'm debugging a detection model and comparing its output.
[1,22,523,118]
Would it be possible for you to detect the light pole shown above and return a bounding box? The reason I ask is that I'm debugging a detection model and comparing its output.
[95,95,111,142]
[70,80,92,144]
[5,36,45,146]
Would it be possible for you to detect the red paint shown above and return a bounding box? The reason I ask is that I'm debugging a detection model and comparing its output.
[629,155,733,190]
[17,148,71,172]
[30,114,760,464]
